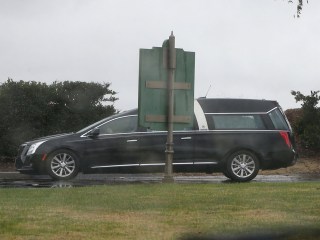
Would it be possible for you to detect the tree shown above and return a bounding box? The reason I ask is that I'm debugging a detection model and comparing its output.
[0,79,52,156]
[291,90,320,152]
[0,79,117,157]
[45,81,118,133]
[288,0,308,18]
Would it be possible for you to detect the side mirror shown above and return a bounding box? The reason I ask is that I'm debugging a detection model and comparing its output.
[88,128,100,138]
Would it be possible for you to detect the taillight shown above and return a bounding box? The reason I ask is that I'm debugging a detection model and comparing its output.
[279,131,291,148]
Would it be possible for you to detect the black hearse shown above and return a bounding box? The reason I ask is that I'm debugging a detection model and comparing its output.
[15,98,297,182]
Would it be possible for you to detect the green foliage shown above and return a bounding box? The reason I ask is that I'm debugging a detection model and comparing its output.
[0,79,117,157]
[291,90,320,152]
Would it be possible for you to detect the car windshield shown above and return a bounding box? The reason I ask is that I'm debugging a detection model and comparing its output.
[76,116,113,134]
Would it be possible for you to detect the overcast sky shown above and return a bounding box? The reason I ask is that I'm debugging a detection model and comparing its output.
[0,0,319,111]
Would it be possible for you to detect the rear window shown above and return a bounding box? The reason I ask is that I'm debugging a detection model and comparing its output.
[268,108,289,130]
[208,114,266,130]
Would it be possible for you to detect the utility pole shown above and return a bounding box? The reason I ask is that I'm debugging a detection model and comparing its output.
[163,32,176,183]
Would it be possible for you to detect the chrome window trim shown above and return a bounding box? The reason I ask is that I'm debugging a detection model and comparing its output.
[81,106,287,138]
[205,112,266,115]
[205,107,278,115]
[83,129,287,139]
[203,129,287,133]
[267,107,278,114]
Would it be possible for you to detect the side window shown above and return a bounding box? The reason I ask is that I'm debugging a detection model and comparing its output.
[209,114,266,130]
[268,109,289,130]
[98,116,138,134]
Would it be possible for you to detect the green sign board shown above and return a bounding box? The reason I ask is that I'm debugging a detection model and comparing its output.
[138,44,195,131]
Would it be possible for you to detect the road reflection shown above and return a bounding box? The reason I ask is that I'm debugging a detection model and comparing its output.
[0,173,319,188]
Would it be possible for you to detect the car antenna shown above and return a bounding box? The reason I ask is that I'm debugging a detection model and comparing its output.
[204,84,212,98]
[199,84,211,99]
[198,85,212,99]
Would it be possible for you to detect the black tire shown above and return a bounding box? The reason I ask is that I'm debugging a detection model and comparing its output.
[46,149,80,180]
[226,150,259,182]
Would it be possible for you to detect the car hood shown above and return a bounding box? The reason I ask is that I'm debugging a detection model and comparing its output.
[25,133,75,145]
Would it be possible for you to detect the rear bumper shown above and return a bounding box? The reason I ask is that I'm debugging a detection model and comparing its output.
[261,149,298,170]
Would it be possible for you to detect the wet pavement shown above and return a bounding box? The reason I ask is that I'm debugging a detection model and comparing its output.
[0,171,319,188]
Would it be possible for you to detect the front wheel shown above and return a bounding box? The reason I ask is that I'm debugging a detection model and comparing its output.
[226,150,259,182]
[46,150,80,180]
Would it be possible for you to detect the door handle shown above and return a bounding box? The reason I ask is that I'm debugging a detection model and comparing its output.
[181,137,192,140]
[127,139,138,143]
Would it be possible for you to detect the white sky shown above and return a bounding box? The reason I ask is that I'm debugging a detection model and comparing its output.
[0,0,319,111]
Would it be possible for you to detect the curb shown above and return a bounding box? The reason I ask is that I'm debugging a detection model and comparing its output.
[0,171,50,180]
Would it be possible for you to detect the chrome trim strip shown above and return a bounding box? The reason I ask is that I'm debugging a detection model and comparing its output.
[91,161,219,169]
[181,137,192,140]
[91,164,139,169]
[194,162,218,165]
[173,162,193,165]
[140,163,165,166]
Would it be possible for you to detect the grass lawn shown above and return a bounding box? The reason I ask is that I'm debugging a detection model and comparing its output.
[0,182,319,239]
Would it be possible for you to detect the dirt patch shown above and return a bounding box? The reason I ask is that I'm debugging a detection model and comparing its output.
[260,157,320,175]
[0,161,15,172]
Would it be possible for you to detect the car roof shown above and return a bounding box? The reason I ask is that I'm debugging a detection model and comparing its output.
[118,108,138,116]
[120,98,279,116]
[197,98,279,113]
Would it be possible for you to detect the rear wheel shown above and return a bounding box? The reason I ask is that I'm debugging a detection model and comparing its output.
[46,150,80,180]
[226,150,259,182]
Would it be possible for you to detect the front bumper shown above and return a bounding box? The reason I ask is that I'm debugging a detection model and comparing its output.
[15,155,38,174]
[15,144,45,174]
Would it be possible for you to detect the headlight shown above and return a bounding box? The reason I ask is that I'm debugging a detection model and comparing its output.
[27,141,46,156]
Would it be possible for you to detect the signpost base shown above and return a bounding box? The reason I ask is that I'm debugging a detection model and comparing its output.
[162,175,174,183]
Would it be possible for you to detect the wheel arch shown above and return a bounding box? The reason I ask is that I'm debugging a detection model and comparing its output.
[46,148,81,180]
[46,147,83,171]
[223,148,261,182]
[221,147,262,169]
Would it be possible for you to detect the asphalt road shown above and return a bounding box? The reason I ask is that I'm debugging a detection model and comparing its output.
[0,171,319,188]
